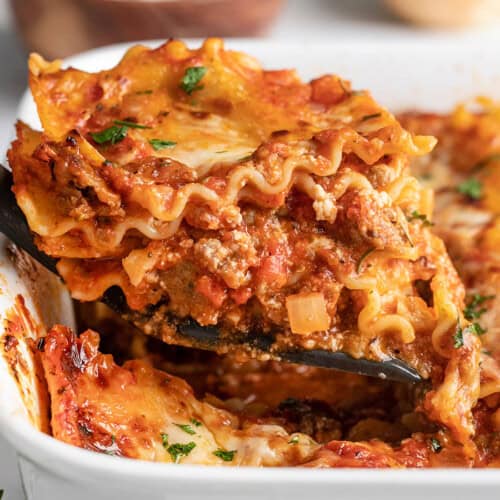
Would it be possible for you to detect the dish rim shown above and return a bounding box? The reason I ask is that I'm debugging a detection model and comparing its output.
[2,409,500,484]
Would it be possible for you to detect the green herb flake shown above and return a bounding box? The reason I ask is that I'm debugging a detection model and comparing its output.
[288,436,300,445]
[0,489,3,499]
[457,178,483,200]
[429,437,442,453]
[113,119,151,129]
[136,89,153,95]
[239,154,253,162]
[180,67,207,95]
[455,315,489,347]
[190,418,202,427]
[407,210,434,227]
[91,125,128,145]
[167,441,196,463]
[357,248,376,273]
[213,449,236,462]
[465,322,487,336]
[149,139,177,151]
[453,322,464,349]
[216,150,228,154]
[103,435,119,456]
[464,294,495,320]
[160,432,169,449]
[361,112,382,122]
[483,349,492,356]
[174,423,196,435]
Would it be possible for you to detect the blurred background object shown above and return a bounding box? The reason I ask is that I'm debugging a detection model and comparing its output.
[10,0,286,59]
[385,0,500,28]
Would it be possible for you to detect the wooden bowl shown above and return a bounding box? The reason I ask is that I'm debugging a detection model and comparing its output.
[385,0,500,28]
[10,0,286,58]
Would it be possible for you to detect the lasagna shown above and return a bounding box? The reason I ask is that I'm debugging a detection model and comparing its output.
[400,100,500,402]
[10,39,465,375]
[7,39,500,467]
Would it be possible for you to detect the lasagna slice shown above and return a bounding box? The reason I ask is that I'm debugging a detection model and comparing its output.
[39,325,316,465]
[8,40,483,450]
[39,325,480,467]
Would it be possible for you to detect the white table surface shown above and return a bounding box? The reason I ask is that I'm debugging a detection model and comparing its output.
[1,1,500,498]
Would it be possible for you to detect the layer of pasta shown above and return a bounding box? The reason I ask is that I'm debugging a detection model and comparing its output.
[8,39,473,381]
[37,323,498,467]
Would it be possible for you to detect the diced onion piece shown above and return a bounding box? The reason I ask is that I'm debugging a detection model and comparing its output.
[286,292,330,335]
[122,248,156,286]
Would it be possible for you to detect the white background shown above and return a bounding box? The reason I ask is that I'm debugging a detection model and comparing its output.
[1,1,500,498]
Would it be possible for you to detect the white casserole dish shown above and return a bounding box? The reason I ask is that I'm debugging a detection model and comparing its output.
[2,40,500,500]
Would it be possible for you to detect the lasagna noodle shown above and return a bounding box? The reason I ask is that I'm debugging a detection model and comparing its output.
[400,100,500,402]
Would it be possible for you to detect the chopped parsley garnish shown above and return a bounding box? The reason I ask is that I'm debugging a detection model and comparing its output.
[357,248,376,273]
[429,437,442,453]
[190,418,202,427]
[160,433,169,449]
[454,317,488,348]
[180,66,207,95]
[457,178,482,200]
[174,423,196,435]
[462,294,494,337]
[468,322,486,336]
[167,441,196,463]
[91,119,152,145]
[361,112,382,121]
[407,210,433,227]
[102,435,119,456]
[288,436,300,445]
[453,322,464,349]
[113,119,151,129]
[464,293,495,320]
[91,125,128,145]
[483,349,492,356]
[135,89,153,95]
[216,150,228,154]
[149,139,177,150]
[0,489,3,499]
[213,449,236,462]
